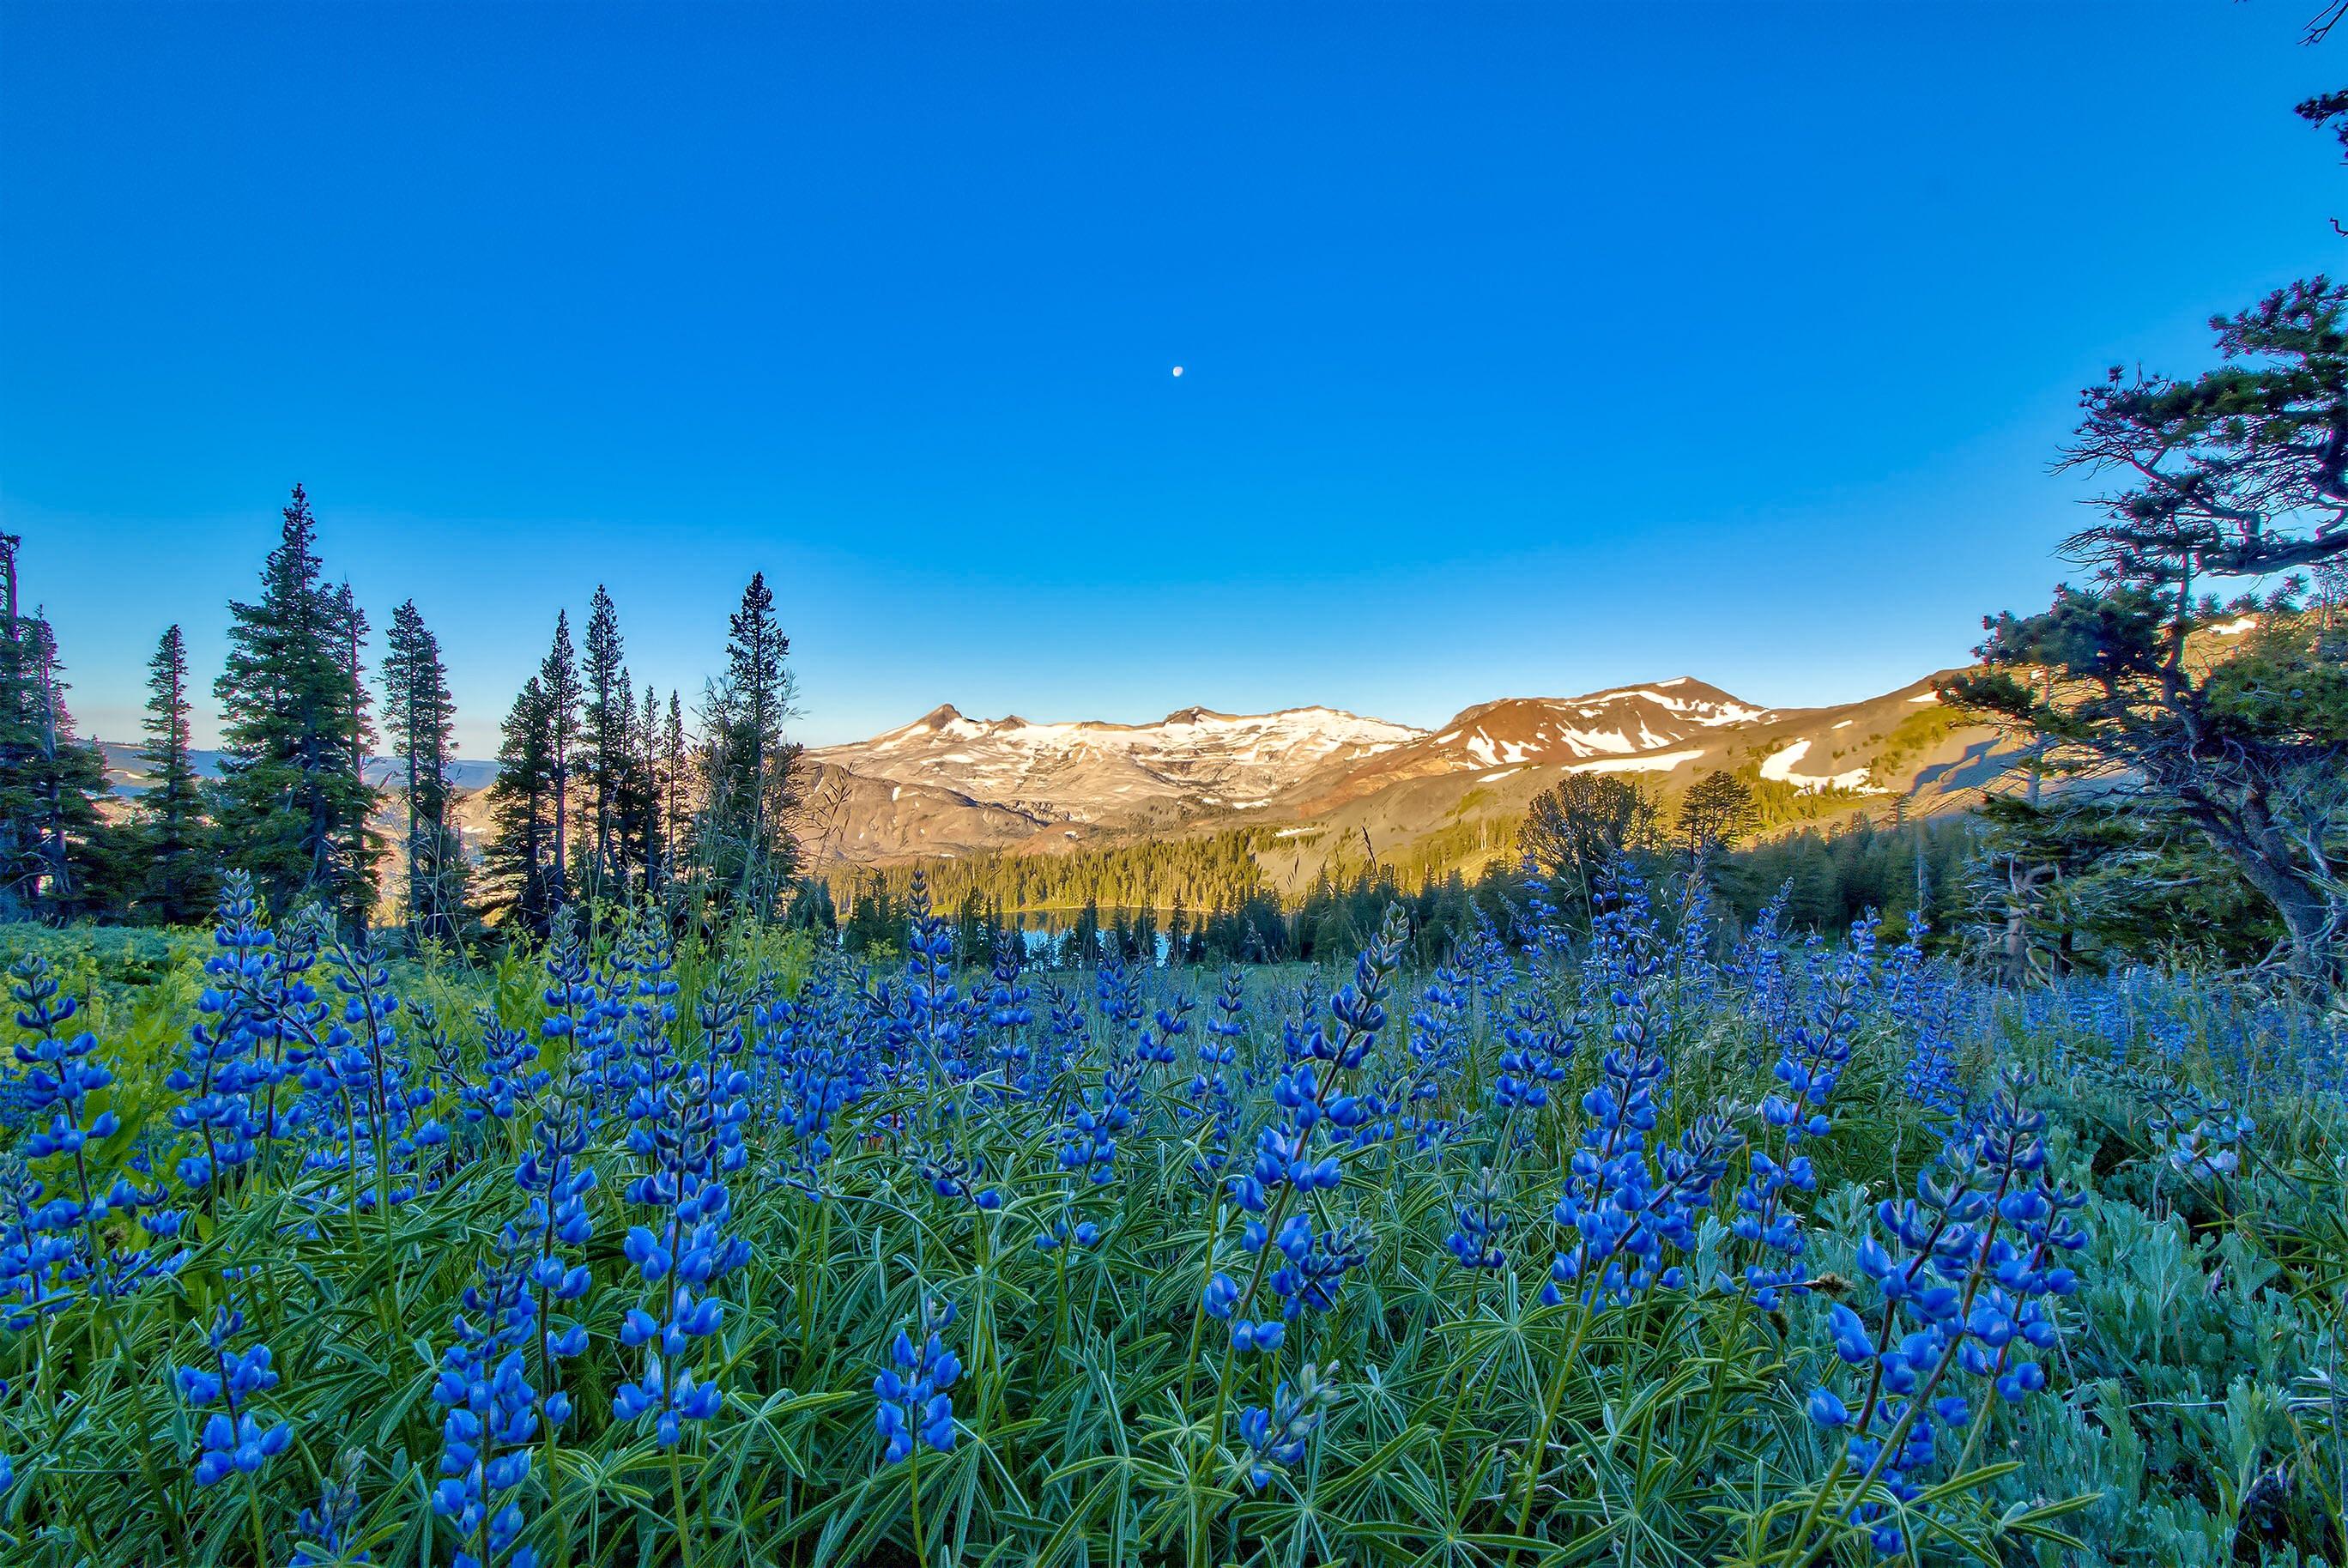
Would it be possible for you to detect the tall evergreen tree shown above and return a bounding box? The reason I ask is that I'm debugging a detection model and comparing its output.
[136,623,215,923]
[538,612,581,909]
[382,600,469,944]
[0,534,37,912]
[212,486,380,925]
[603,662,649,894]
[580,584,628,898]
[1676,770,1758,866]
[0,537,116,919]
[635,681,662,891]
[693,572,802,919]
[661,690,687,890]
[485,675,560,937]
[332,581,379,915]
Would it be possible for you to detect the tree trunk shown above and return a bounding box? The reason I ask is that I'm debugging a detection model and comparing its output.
[2190,798,2343,990]
[553,754,568,906]
[2234,847,2339,990]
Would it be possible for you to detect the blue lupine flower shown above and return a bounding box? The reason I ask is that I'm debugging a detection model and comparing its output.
[1033,1216,1103,1251]
[1235,1361,1340,1491]
[1056,1059,1140,1189]
[297,929,440,1219]
[170,875,299,1193]
[1210,910,1408,1353]
[293,1455,368,1565]
[984,934,1035,1093]
[431,1243,542,1568]
[1532,860,1752,1310]
[0,1157,74,1329]
[9,957,187,1299]
[874,1298,962,1464]
[516,1062,597,1437]
[175,1307,293,1487]
[772,956,876,1198]
[1444,1166,1510,1271]
[1727,880,1795,1059]
[1136,995,1193,1075]
[1401,963,1471,1151]
[537,911,620,1107]
[1494,992,1576,1115]
[897,874,967,1084]
[1268,1215,1373,1318]
[1728,920,1872,1309]
[466,1007,548,1129]
[1803,1068,2088,1557]
[614,972,751,1449]
[1180,967,1249,1179]
[921,1138,1004,1209]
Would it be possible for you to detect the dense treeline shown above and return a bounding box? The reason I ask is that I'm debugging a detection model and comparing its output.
[825,855,1528,969]
[827,828,1276,921]
[0,491,805,946]
[1722,818,1976,940]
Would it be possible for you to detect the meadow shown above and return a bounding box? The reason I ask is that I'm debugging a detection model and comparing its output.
[0,862,2341,1568]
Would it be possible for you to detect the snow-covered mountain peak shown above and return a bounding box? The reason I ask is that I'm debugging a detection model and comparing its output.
[1423,680,1772,769]
[813,702,1427,823]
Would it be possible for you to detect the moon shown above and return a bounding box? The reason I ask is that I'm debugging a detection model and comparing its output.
[1171,365,1184,378]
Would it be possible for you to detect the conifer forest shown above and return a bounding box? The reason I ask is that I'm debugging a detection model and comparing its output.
[8,4,2348,1567]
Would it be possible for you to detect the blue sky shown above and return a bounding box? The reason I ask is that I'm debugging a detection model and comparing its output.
[3,2,2343,754]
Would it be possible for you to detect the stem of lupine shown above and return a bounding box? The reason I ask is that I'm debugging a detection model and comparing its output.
[669,1443,697,1568]
[245,1476,270,1568]
[1177,1197,1225,1411]
[1509,1299,1597,1551]
[907,1446,929,1568]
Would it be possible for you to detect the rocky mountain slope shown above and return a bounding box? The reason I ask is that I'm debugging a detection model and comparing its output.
[797,669,2020,887]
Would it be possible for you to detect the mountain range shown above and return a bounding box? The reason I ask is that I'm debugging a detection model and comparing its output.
[95,664,2026,891]
[796,669,2020,890]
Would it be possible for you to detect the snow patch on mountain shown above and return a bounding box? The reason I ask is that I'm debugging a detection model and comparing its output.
[1758,738,1878,794]
[1565,748,1705,775]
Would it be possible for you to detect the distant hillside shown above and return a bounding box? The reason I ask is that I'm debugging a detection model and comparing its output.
[99,742,500,796]
[797,665,2031,900]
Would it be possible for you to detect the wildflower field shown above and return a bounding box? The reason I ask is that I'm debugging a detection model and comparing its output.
[0,864,2342,1568]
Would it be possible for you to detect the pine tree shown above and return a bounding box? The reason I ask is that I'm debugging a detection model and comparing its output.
[539,612,581,910]
[693,572,802,920]
[636,681,662,891]
[1676,770,1758,866]
[603,663,648,896]
[0,536,128,919]
[485,675,560,937]
[382,600,469,944]
[661,691,687,889]
[212,486,381,925]
[0,536,37,912]
[580,585,628,899]
[333,581,378,912]
[137,623,215,923]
